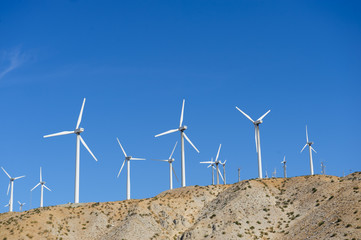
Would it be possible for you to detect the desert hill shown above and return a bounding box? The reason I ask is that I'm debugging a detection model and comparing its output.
[0,172,360,240]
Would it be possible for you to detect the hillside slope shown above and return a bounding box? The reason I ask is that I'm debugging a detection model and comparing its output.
[0,172,360,240]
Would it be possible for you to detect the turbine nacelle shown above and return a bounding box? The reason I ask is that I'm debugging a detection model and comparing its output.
[168,158,175,163]
[74,128,84,134]
[179,126,187,131]
[126,156,132,160]
[254,120,263,125]
[307,141,314,145]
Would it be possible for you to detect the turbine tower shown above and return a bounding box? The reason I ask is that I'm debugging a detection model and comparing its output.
[43,98,98,203]
[116,138,145,200]
[281,156,287,178]
[200,144,224,185]
[152,142,179,190]
[155,99,199,187]
[18,201,25,211]
[1,167,25,212]
[221,160,227,184]
[300,125,317,175]
[236,107,270,179]
[30,167,52,207]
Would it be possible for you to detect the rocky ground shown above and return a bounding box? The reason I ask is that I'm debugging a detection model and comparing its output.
[0,172,360,240]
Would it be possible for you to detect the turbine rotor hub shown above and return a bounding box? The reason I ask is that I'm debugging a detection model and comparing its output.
[254,120,262,125]
[126,156,132,160]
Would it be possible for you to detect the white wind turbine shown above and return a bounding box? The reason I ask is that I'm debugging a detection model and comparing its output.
[18,201,25,211]
[1,167,25,212]
[281,156,287,178]
[200,158,216,185]
[43,98,98,203]
[236,107,270,179]
[155,99,199,187]
[116,138,145,200]
[152,142,179,190]
[30,167,52,207]
[221,160,227,184]
[300,125,317,175]
[200,144,224,185]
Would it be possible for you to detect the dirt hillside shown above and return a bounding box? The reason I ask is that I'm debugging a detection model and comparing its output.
[0,172,360,240]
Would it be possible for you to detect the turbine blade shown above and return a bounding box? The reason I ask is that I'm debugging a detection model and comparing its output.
[1,167,11,179]
[151,159,168,162]
[117,159,126,178]
[311,146,317,153]
[169,141,178,159]
[30,183,40,191]
[76,98,86,129]
[155,129,178,138]
[43,131,74,138]
[215,144,222,162]
[130,158,146,160]
[218,168,224,182]
[172,165,179,182]
[223,160,227,165]
[116,138,127,157]
[7,182,10,195]
[79,136,98,161]
[200,161,213,164]
[179,99,185,127]
[235,107,254,123]
[18,201,21,205]
[44,185,52,191]
[183,133,199,153]
[40,167,42,182]
[306,125,309,142]
[207,164,212,168]
[300,143,307,153]
[14,176,25,180]
[257,110,271,121]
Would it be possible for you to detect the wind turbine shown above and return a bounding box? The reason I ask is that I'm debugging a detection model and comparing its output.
[152,142,179,190]
[200,158,215,185]
[221,160,227,184]
[321,161,325,175]
[116,138,145,200]
[300,125,317,175]
[272,168,277,178]
[30,167,52,207]
[43,98,98,203]
[200,144,224,185]
[1,167,25,212]
[236,107,270,179]
[281,156,287,178]
[238,168,241,182]
[18,201,25,211]
[155,99,199,187]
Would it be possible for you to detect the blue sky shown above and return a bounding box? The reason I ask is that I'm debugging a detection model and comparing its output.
[0,0,360,212]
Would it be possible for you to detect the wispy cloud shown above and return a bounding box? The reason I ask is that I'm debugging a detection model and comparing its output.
[0,47,29,80]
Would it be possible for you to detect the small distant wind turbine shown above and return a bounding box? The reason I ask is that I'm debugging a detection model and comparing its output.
[300,125,317,175]
[238,168,241,182]
[152,142,179,190]
[43,98,98,203]
[272,168,277,178]
[221,160,227,184]
[31,167,52,207]
[200,144,224,185]
[155,99,200,187]
[281,156,287,178]
[116,138,145,200]
[236,107,270,179]
[1,167,25,212]
[18,201,25,211]
[321,161,326,175]
[200,158,215,185]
